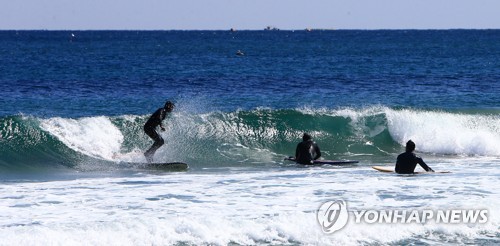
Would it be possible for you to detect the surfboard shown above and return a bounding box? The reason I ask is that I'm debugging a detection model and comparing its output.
[128,162,189,171]
[372,166,450,174]
[284,157,359,165]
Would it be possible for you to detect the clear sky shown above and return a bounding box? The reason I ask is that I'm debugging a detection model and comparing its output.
[2,0,499,30]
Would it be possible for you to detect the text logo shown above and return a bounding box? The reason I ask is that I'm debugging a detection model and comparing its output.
[317,200,349,234]
[352,209,488,224]
[317,200,489,234]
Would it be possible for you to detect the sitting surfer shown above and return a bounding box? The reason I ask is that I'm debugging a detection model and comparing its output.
[143,101,175,163]
[295,133,322,164]
[395,140,434,174]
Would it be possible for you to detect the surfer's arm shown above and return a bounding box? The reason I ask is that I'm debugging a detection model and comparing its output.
[395,158,401,173]
[159,109,166,131]
[157,121,165,131]
[416,157,434,172]
[313,143,321,160]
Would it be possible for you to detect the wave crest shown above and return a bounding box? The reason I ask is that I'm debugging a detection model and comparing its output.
[1,107,499,170]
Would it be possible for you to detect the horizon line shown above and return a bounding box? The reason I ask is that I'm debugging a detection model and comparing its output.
[1,28,499,32]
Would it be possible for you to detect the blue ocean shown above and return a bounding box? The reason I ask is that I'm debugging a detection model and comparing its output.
[0,30,499,245]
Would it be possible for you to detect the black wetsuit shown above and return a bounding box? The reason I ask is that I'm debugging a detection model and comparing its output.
[395,151,433,174]
[295,140,321,165]
[144,107,167,162]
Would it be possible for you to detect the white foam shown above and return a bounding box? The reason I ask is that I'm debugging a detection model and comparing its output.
[298,106,500,156]
[40,116,124,160]
[385,109,500,156]
[0,157,498,245]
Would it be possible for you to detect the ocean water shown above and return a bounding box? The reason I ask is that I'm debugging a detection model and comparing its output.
[0,30,499,245]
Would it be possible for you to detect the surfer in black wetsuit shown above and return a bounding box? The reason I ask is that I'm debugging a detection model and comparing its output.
[143,101,175,163]
[395,140,434,174]
[295,133,322,164]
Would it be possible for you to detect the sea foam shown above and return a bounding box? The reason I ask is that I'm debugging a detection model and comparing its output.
[40,116,124,160]
[385,109,500,156]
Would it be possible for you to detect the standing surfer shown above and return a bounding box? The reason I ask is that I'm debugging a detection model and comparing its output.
[144,101,175,163]
[395,140,434,174]
[295,133,322,164]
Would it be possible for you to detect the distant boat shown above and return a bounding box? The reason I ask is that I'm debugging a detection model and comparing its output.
[236,50,244,56]
[264,26,280,31]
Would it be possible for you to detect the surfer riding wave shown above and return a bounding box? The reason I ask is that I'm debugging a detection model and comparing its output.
[143,101,175,163]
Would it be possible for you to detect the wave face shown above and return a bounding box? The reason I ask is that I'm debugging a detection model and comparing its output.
[1,107,499,171]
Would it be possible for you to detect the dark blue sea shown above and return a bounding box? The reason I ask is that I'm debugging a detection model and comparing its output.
[0,30,499,245]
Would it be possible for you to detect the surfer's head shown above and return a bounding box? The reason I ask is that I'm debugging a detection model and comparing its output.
[164,101,175,111]
[302,133,312,141]
[406,140,416,152]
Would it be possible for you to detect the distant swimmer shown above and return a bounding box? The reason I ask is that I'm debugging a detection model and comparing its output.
[295,133,322,164]
[395,140,434,174]
[143,100,175,163]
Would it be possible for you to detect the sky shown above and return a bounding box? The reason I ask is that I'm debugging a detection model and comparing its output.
[1,0,499,30]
